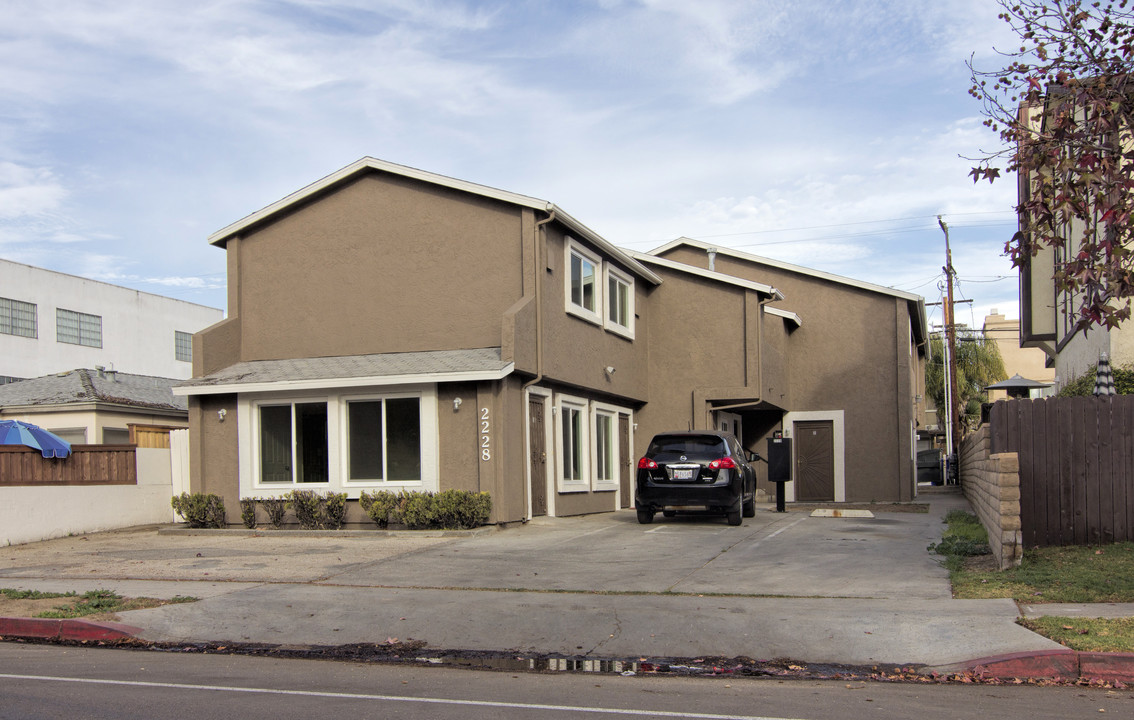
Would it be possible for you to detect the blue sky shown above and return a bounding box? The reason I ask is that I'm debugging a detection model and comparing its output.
[1,0,1020,332]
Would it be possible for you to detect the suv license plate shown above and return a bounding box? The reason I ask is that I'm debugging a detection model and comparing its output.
[673,469,695,480]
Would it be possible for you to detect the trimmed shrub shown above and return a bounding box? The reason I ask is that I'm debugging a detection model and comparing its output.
[171,493,226,528]
[239,498,257,529]
[258,497,288,529]
[433,490,492,529]
[360,491,399,528]
[398,491,436,529]
[287,490,348,530]
[362,489,492,530]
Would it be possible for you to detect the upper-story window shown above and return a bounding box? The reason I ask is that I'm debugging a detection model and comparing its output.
[0,297,37,339]
[56,308,102,348]
[567,240,602,323]
[605,266,634,339]
[564,238,634,337]
[175,331,193,362]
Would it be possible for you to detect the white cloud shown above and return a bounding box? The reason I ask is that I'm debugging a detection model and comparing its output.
[0,163,66,219]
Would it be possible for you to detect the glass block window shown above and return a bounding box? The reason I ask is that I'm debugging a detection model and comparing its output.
[57,308,102,348]
[175,331,193,362]
[0,297,37,338]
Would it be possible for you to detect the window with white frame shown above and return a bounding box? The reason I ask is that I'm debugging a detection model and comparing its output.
[258,401,329,484]
[175,331,193,362]
[346,395,422,482]
[594,409,615,486]
[0,297,37,338]
[565,240,602,324]
[604,266,634,338]
[242,387,438,497]
[56,308,102,348]
[557,394,589,491]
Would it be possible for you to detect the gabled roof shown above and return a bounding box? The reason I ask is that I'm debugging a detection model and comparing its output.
[649,237,927,344]
[625,250,783,300]
[0,369,186,413]
[175,347,514,396]
[209,156,662,286]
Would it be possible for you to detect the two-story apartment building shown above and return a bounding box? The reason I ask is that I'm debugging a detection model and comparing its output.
[175,158,927,523]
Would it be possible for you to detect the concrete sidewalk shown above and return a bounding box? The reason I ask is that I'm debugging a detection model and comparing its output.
[2,492,1132,682]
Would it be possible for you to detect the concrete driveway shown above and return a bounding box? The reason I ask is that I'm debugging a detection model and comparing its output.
[1,491,1062,668]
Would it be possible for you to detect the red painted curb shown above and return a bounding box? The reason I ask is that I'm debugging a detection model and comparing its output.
[969,650,1080,680]
[1079,652,1134,683]
[0,616,141,642]
[964,649,1134,683]
[0,617,64,640]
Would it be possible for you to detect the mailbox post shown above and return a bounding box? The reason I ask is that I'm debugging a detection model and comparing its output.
[767,436,792,513]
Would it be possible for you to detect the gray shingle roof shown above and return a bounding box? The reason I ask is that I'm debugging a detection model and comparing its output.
[176,347,512,394]
[0,369,186,412]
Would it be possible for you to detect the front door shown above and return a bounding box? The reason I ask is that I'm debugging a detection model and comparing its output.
[619,413,632,508]
[528,395,548,517]
[795,420,834,502]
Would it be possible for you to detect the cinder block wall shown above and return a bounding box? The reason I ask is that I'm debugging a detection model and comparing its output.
[959,425,1023,570]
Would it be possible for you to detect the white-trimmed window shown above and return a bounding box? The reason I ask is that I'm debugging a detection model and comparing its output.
[0,297,37,338]
[594,408,616,490]
[258,401,329,485]
[556,394,590,492]
[175,331,193,362]
[604,266,634,339]
[240,386,438,498]
[57,308,102,348]
[565,239,602,325]
[345,395,422,482]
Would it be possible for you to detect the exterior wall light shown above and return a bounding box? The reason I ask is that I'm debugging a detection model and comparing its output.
[217,409,227,421]
[453,397,463,411]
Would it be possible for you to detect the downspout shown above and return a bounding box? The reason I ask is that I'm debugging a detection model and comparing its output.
[707,247,717,272]
[523,207,555,392]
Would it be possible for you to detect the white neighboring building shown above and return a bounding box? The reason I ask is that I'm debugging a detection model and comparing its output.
[0,259,223,383]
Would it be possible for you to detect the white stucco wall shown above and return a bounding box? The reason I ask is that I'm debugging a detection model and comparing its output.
[1,259,223,381]
[0,450,175,546]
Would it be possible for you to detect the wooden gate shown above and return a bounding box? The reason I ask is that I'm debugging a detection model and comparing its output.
[991,396,1134,546]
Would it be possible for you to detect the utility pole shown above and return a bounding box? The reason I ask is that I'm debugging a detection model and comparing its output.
[938,215,961,483]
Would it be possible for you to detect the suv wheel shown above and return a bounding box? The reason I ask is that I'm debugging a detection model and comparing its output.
[637,508,655,524]
[742,495,756,518]
[726,509,741,526]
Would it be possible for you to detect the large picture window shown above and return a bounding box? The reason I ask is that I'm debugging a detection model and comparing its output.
[258,402,329,484]
[347,396,422,481]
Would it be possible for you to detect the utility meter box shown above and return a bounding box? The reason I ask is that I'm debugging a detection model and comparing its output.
[767,436,792,484]
[767,436,792,513]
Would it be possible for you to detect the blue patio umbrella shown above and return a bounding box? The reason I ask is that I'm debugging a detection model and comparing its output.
[0,420,72,458]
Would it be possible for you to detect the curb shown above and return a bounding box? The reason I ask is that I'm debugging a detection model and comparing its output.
[0,616,142,643]
[957,650,1134,683]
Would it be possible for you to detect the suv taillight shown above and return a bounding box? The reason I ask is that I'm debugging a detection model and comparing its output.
[638,457,658,469]
[709,457,736,470]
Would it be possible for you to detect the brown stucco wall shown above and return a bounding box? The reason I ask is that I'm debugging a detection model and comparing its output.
[538,226,649,404]
[656,246,920,502]
[232,172,528,362]
[189,394,239,522]
[634,268,752,456]
[437,382,479,494]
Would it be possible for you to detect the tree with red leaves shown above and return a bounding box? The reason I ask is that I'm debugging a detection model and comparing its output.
[969,0,1134,330]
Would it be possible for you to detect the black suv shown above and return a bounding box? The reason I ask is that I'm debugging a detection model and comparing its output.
[635,430,758,526]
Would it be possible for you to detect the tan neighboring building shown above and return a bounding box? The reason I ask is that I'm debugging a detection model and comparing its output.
[175,157,928,524]
[982,310,1055,401]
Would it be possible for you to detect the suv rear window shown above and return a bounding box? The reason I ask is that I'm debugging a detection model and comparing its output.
[647,434,728,461]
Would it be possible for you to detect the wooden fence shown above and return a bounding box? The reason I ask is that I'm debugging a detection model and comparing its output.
[989,396,1134,546]
[0,445,138,486]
